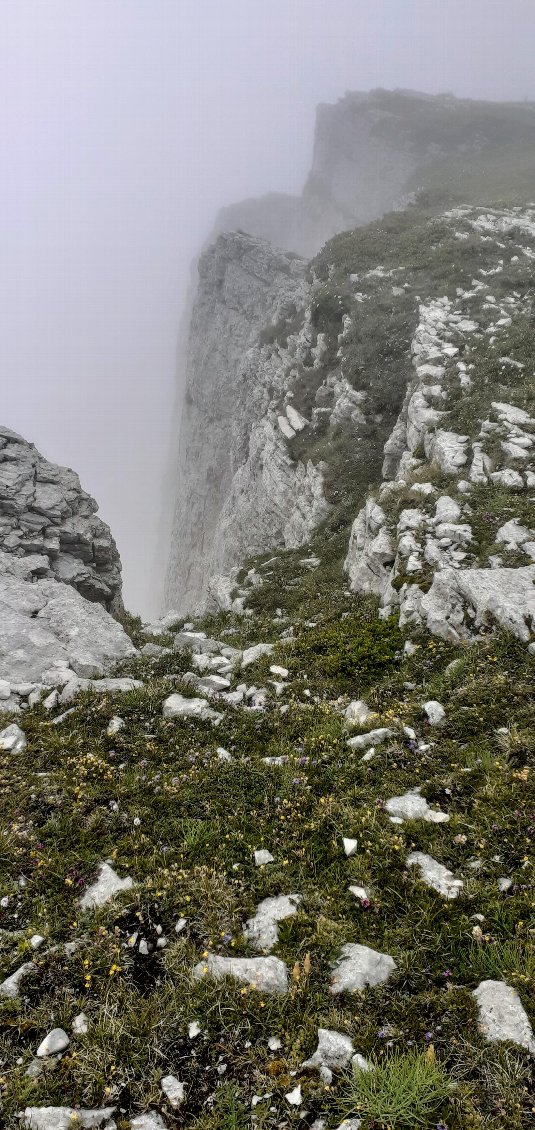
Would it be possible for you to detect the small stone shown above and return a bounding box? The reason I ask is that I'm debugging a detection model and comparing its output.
[407,852,463,899]
[473,980,535,1052]
[175,917,187,934]
[255,849,274,866]
[302,1027,355,1083]
[333,1120,362,1130]
[0,961,36,998]
[497,877,513,893]
[269,665,288,678]
[43,689,59,711]
[423,700,445,726]
[349,885,370,902]
[268,1036,282,1051]
[30,934,45,949]
[241,643,273,668]
[79,862,133,910]
[161,1074,184,1108]
[72,1012,89,1035]
[36,1028,70,1057]
[188,1020,201,1039]
[345,699,373,725]
[331,943,396,994]
[162,692,222,722]
[384,789,449,824]
[347,727,393,750]
[352,1053,371,1072]
[106,716,124,736]
[285,1084,302,1106]
[343,838,358,857]
[0,723,27,753]
[131,1116,168,1130]
[217,746,232,761]
[0,679,11,700]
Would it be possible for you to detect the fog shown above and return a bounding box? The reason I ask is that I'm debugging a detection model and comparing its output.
[1,0,534,617]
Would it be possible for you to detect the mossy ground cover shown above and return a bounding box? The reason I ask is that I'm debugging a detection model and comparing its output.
[0,562,533,1128]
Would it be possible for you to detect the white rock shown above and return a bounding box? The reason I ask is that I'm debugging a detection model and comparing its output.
[423,699,446,726]
[343,838,358,857]
[42,689,59,711]
[193,953,288,995]
[419,565,535,643]
[0,723,27,753]
[131,1116,168,1130]
[278,415,295,440]
[407,852,463,899]
[349,885,370,902]
[72,1012,89,1035]
[490,469,524,490]
[347,727,393,750]
[345,700,373,726]
[175,917,187,934]
[79,862,133,910]
[30,934,45,950]
[36,1028,70,1057]
[331,944,396,994]
[254,849,274,866]
[385,789,449,824]
[0,679,11,699]
[497,877,513,893]
[268,1036,282,1051]
[285,1084,302,1106]
[244,894,301,951]
[302,1027,355,1083]
[269,664,288,678]
[241,643,274,667]
[333,1120,362,1130]
[106,716,124,736]
[162,693,222,722]
[161,1074,184,1108]
[21,1108,116,1130]
[496,519,533,550]
[286,404,307,431]
[0,961,36,998]
[473,980,535,1052]
[188,1020,201,1039]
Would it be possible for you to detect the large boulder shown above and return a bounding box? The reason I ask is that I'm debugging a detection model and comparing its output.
[0,551,135,683]
[0,426,122,612]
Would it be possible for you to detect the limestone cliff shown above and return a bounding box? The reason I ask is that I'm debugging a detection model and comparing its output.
[165,89,535,618]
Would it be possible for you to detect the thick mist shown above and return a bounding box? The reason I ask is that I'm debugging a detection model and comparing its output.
[1,0,535,616]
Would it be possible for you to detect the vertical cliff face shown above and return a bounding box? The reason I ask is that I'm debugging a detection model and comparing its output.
[164,233,309,614]
[165,90,535,617]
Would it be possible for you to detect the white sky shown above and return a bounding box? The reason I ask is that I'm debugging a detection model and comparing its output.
[1,0,534,615]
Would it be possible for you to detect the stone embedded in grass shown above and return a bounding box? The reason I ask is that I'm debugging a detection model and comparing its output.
[60,677,143,705]
[36,1028,70,1057]
[243,893,301,950]
[241,643,274,668]
[269,664,288,678]
[30,934,45,949]
[347,727,393,750]
[330,943,396,994]
[497,877,513,892]
[0,961,36,998]
[349,885,370,903]
[79,862,134,911]
[285,1084,302,1106]
[72,1012,89,1035]
[0,722,27,753]
[302,1027,355,1083]
[268,1035,282,1051]
[106,716,124,736]
[343,838,358,857]
[21,1108,116,1130]
[333,1120,362,1130]
[162,692,222,723]
[407,851,463,899]
[473,980,535,1052]
[254,849,274,866]
[193,953,288,995]
[131,1115,168,1130]
[161,1074,184,1108]
[188,1020,201,1039]
[345,699,373,725]
[423,699,446,725]
[384,788,449,824]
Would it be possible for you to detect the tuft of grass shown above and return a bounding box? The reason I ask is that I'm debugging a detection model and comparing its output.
[339,1049,451,1128]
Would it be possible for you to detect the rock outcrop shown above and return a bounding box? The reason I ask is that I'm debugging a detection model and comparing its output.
[0,426,122,611]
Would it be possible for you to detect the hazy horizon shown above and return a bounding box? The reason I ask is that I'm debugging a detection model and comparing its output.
[2,0,535,616]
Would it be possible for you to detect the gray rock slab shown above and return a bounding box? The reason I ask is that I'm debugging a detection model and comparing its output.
[0,961,36,998]
[385,789,449,824]
[36,1028,70,1057]
[21,1109,116,1130]
[473,980,535,1052]
[162,692,222,722]
[79,862,134,910]
[243,894,301,950]
[331,943,396,994]
[302,1027,355,1082]
[193,953,288,995]
[407,852,463,899]
[0,722,27,752]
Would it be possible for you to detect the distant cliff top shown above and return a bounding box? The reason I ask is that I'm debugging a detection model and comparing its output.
[214,88,535,257]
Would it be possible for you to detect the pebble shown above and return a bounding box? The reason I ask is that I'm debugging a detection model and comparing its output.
[497,877,513,892]
[30,934,45,950]
[241,643,273,668]
[407,851,463,899]
[423,699,446,725]
[349,885,370,902]
[384,788,449,824]
[188,1020,201,1039]
[131,1116,168,1130]
[243,893,301,951]
[269,665,288,678]
[106,716,125,736]
[175,917,188,934]
[162,693,222,723]
[0,723,27,753]
[268,1036,282,1051]
[343,838,358,857]
[161,1074,184,1108]
[302,1027,355,1083]
[20,1108,116,1130]
[285,1084,302,1106]
[0,961,36,999]
[345,700,373,725]
[254,849,274,866]
[347,727,393,750]
[72,1013,89,1035]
